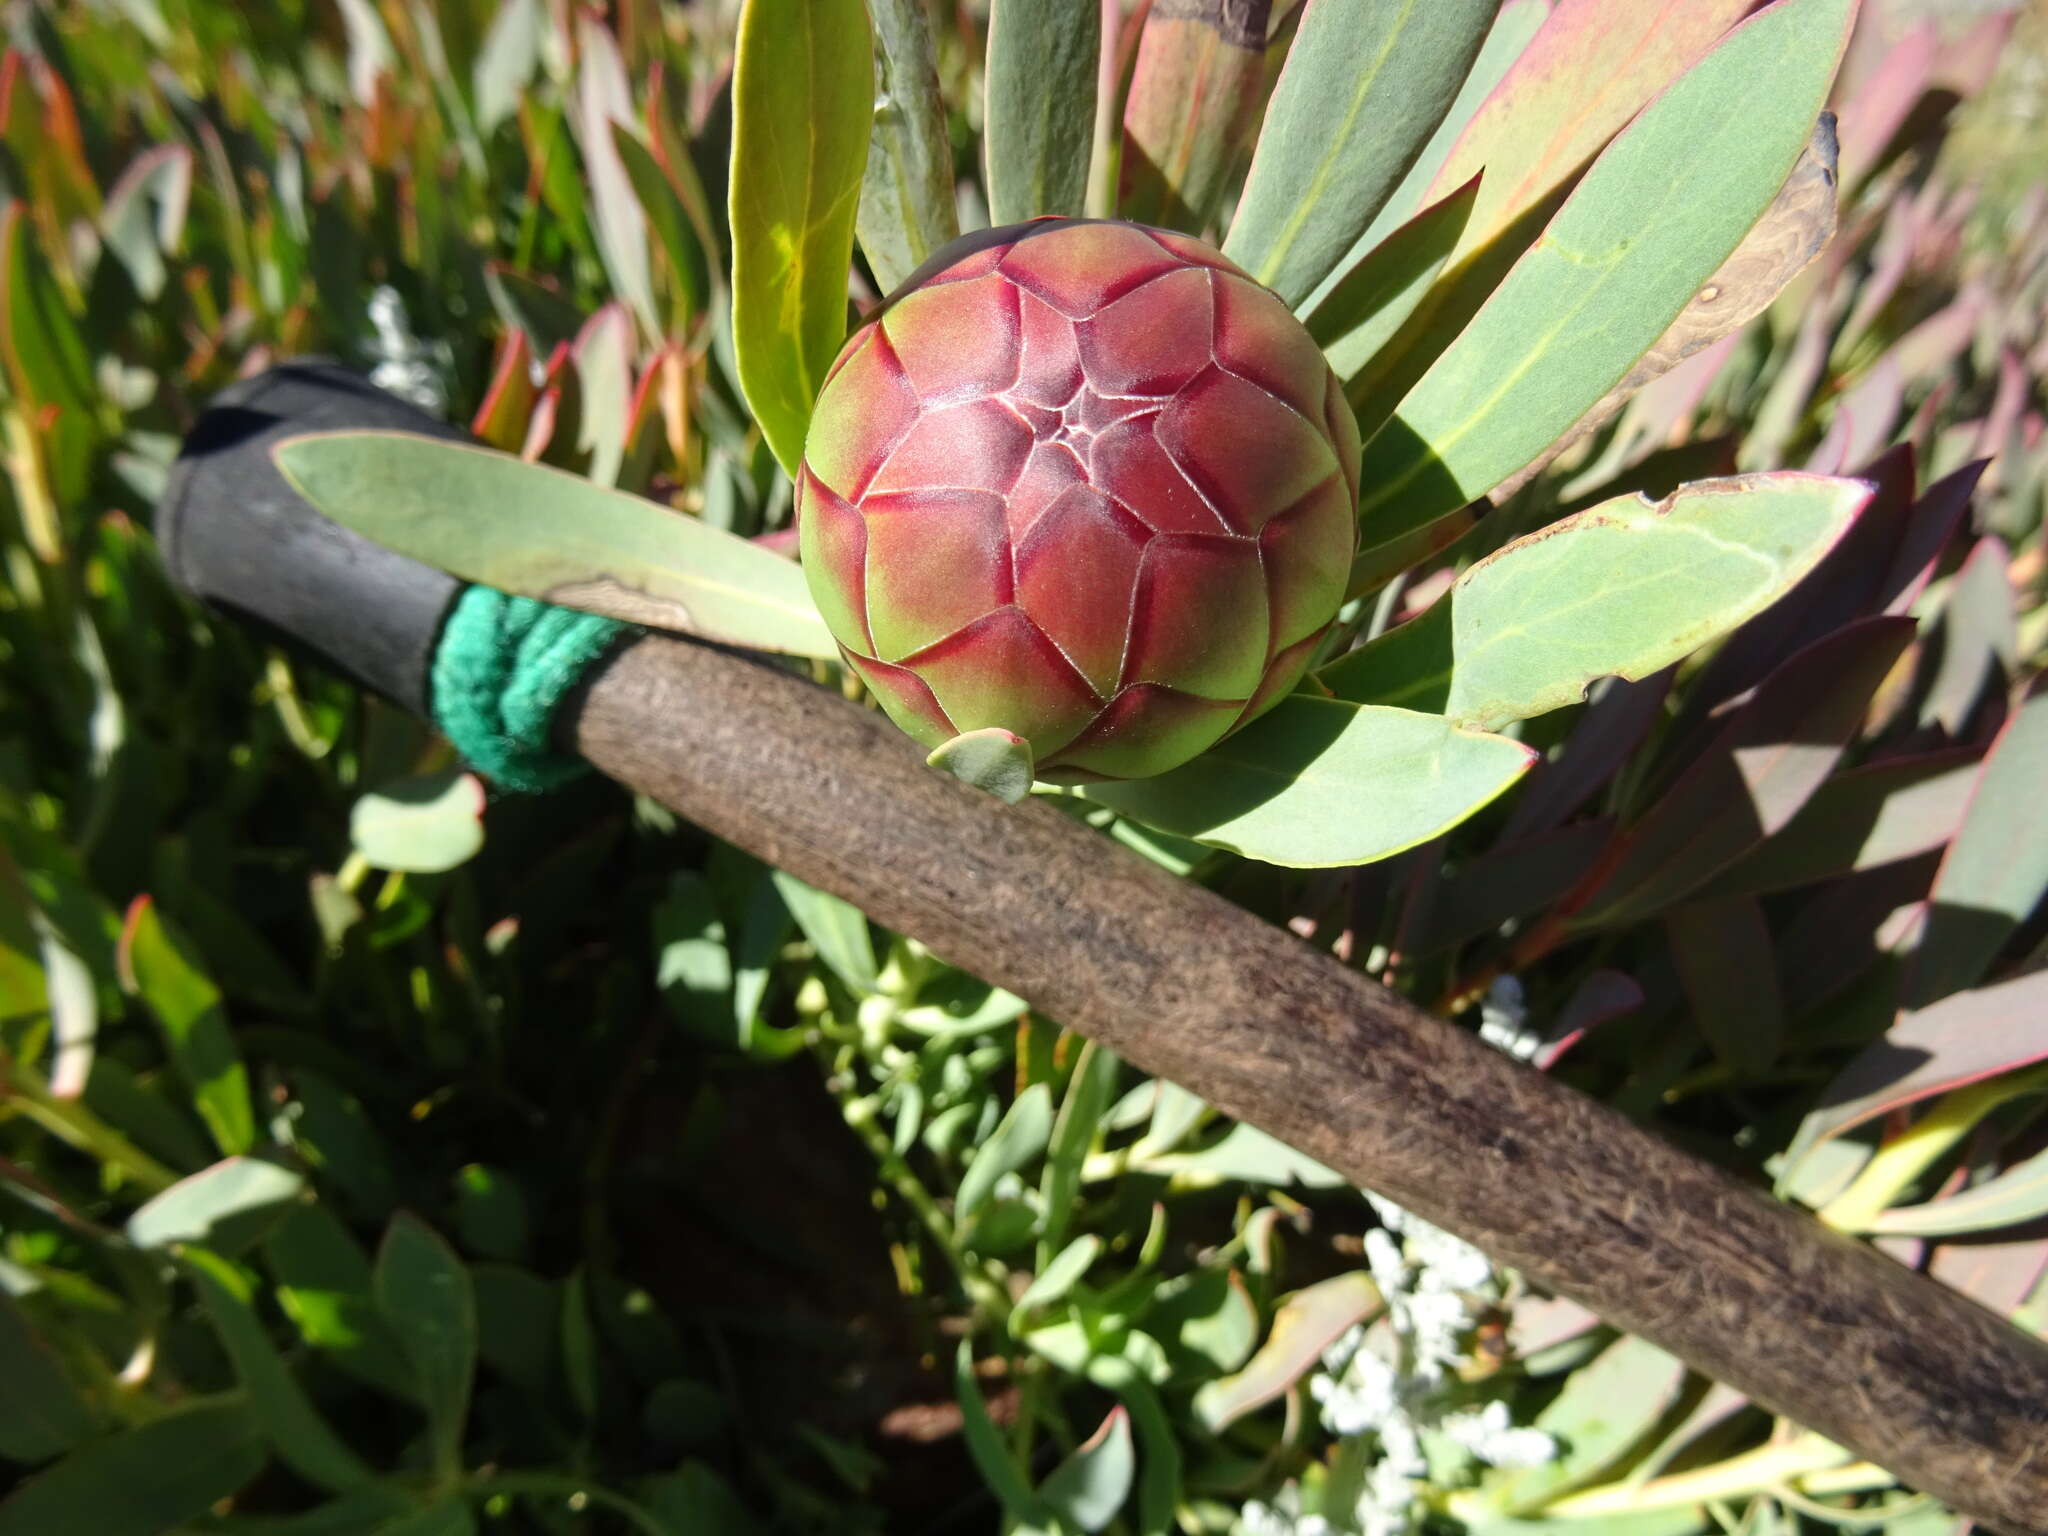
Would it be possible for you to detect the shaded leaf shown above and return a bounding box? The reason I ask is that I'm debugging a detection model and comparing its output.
[1918,537,2016,738]
[1448,475,1868,731]
[954,1342,1045,1523]
[1013,1235,1101,1324]
[273,431,835,658]
[729,0,872,476]
[1316,596,1452,712]
[769,870,878,993]
[0,1289,99,1463]
[1694,748,1982,901]
[1088,697,1536,869]
[1226,0,1494,307]
[350,772,486,875]
[1904,688,2048,1007]
[127,1157,304,1253]
[183,1248,373,1492]
[1666,897,1783,1077]
[265,1204,416,1402]
[857,0,959,292]
[0,1397,261,1536]
[1408,819,1616,957]
[1040,1039,1120,1253]
[374,1214,476,1477]
[612,126,711,323]
[1307,176,1480,385]
[1575,618,1916,925]
[116,896,253,1157]
[1799,969,2048,1151]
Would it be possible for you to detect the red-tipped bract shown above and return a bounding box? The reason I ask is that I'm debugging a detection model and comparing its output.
[797,218,1361,781]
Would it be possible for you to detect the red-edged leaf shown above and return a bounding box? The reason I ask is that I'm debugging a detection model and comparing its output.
[1831,19,1935,189]
[1903,688,2048,1008]
[471,329,537,452]
[1918,536,2016,737]
[1802,968,2048,1148]
[1408,818,1616,956]
[1537,969,1645,1070]
[1577,617,1917,924]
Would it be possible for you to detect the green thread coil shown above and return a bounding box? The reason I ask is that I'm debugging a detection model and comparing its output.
[430,586,631,793]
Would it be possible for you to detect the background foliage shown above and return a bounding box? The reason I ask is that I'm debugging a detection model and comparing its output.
[0,0,2044,1534]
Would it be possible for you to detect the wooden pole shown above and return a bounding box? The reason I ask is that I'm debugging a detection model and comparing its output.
[570,634,2048,1536]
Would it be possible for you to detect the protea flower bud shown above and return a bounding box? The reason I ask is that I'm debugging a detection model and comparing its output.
[797,218,1361,781]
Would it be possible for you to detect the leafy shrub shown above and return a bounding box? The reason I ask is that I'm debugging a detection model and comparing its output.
[0,2,2043,1534]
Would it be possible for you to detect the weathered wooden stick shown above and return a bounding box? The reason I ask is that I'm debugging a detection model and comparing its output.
[572,634,2048,1535]
[162,364,2048,1532]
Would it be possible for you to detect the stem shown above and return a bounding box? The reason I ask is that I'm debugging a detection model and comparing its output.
[0,1055,181,1193]
[1505,1434,1858,1519]
[1818,1063,2048,1233]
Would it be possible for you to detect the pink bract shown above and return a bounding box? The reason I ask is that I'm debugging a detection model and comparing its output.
[797,218,1361,782]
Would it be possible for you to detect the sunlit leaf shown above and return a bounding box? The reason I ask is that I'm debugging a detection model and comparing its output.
[1089,697,1536,869]
[1117,0,1263,232]
[127,1158,304,1253]
[1354,0,1854,561]
[958,1083,1053,1222]
[1226,0,1493,307]
[985,0,1099,224]
[1039,1407,1134,1533]
[117,897,254,1158]
[729,0,872,476]
[274,431,836,658]
[1193,1272,1381,1432]
[350,772,486,875]
[858,0,959,291]
[1443,474,1870,731]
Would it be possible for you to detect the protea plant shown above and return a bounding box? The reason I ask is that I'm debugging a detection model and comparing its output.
[797,218,1361,780]
[289,0,1871,870]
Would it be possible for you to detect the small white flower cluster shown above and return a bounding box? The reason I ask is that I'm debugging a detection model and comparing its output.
[1475,975,1542,1062]
[1236,1191,1556,1536]
[364,285,453,415]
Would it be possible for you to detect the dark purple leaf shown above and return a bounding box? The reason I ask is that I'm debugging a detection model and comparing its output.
[1904,688,2048,1007]
[1578,617,1917,924]
[1537,969,1645,1069]
[1880,459,1983,616]
[1408,818,1615,956]
[1919,537,2017,738]
[1500,670,1673,841]
[1666,896,1783,1076]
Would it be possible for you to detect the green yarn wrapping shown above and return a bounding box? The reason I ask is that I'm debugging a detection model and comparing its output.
[430,586,631,793]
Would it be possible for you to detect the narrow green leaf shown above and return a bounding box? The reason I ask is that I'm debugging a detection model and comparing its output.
[928,728,1036,804]
[117,894,252,1156]
[350,772,486,875]
[265,1204,417,1402]
[1575,618,1915,926]
[1904,689,2048,1008]
[957,1083,1054,1222]
[183,1248,374,1493]
[984,0,1099,223]
[1443,474,1870,731]
[1304,176,1479,384]
[612,126,711,322]
[954,1342,1046,1523]
[374,1214,476,1479]
[1225,0,1494,307]
[1498,1336,1689,1514]
[0,1290,99,1463]
[1039,1406,1134,1533]
[1088,697,1535,869]
[1116,0,1267,232]
[1869,1146,2048,1239]
[0,1397,262,1536]
[1012,1234,1102,1324]
[1316,596,1452,711]
[273,431,835,659]
[768,871,879,993]
[729,0,873,476]
[127,1158,305,1253]
[471,0,542,136]
[1354,0,1855,553]
[1665,897,1784,1078]
[368,1500,476,1536]
[561,1270,600,1424]
[858,0,960,292]
[573,14,658,335]
[1039,1040,1119,1253]
[1080,1356,1180,1536]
